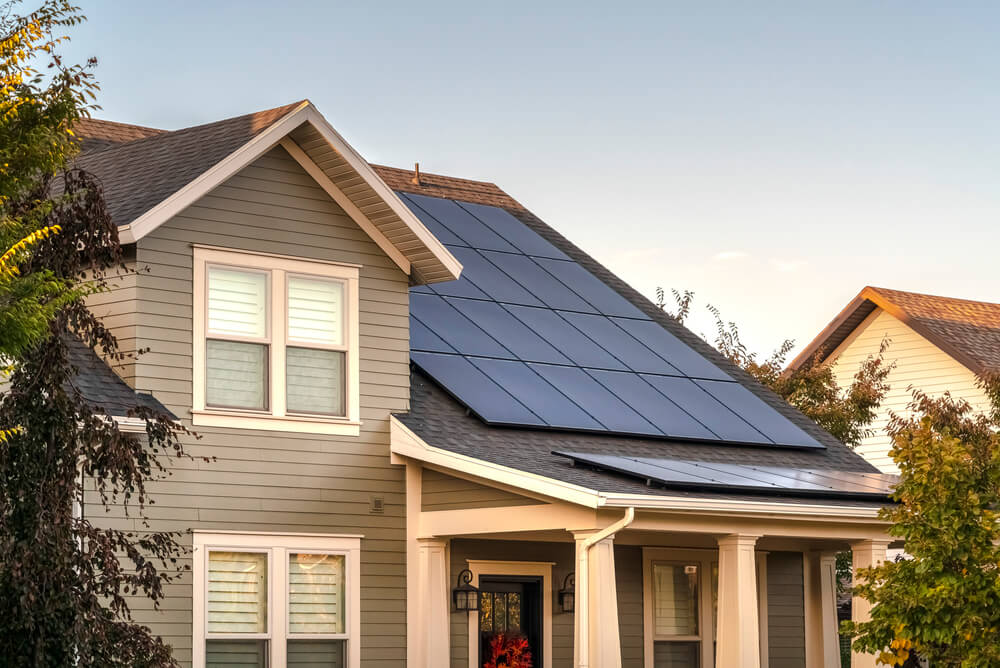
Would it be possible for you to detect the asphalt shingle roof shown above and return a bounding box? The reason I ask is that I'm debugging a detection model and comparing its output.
[65,338,174,419]
[74,101,305,227]
[791,286,1000,375]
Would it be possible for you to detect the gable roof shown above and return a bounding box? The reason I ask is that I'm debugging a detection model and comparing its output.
[386,167,887,504]
[73,102,461,284]
[790,286,1000,375]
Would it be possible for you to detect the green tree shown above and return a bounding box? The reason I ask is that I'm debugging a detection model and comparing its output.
[0,2,193,665]
[0,0,96,361]
[656,287,893,447]
[841,383,1000,667]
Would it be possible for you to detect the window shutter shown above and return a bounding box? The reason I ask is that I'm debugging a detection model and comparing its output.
[207,551,268,635]
[287,276,344,345]
[653,563,699,637]
[208,267,267,339]
[288,553,345,635]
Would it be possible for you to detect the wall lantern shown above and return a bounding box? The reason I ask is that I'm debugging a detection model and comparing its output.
[453,568,480,612]
[559,572,575,613]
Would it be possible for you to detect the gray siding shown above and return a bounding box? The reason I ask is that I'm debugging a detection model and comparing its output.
[85,146,410,667]
[767,552,806,668]
[421,469,543,511]
[615,545,645,668]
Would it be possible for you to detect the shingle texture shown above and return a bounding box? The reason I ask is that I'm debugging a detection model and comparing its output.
[388,167,883,498]
[795,286,1000,375]
[65,338,174,419]
[74,101,305,227]
[73,118,165,152]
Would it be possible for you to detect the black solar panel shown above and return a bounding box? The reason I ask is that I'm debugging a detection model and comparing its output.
[554,451,897,501]
[403,192,825,450]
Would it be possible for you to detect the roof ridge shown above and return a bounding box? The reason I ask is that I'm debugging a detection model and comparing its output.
[868,285,1000,309]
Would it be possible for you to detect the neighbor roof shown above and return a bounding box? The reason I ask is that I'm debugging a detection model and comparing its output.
[73,102,461,284]
[387,167,888,503]
[790,286,1000,375]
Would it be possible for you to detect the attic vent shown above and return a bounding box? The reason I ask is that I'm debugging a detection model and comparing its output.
[369,496,385,514]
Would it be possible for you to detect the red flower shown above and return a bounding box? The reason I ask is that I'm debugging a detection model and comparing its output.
[483,632,533,668]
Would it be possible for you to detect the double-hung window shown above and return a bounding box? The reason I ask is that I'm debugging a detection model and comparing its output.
[193,532,361,668]
[192,247,360,435]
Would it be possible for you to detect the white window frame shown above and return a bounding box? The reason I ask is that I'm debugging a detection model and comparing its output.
[192,245,362,435]
[193,531,362,668]
[642,547,768,668]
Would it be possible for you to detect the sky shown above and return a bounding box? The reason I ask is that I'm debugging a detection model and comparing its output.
[63,1,1000,357]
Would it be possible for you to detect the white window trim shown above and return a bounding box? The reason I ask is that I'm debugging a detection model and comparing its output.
[642,547,768,668]
[192,246,361,435]
[465,560,553,668]
[192,531,362,668]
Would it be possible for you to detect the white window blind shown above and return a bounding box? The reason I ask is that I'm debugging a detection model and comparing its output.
[287,276,344,345]
[206,340,268,410]
[653,563,699,637]
[286,348,345,416]
[207,551,269,635]
[208,267,267,339]
[288,553,346,635]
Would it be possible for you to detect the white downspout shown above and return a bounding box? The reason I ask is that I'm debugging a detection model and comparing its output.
[578,507,635,668]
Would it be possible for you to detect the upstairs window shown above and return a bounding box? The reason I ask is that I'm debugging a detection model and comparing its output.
[193,247,360,435]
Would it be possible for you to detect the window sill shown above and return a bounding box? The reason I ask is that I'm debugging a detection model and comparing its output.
[191,409,361,436]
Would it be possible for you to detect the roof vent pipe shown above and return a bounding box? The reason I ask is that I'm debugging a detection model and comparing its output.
[411,162,421,186]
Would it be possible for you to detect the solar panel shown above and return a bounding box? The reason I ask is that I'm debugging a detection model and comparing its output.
[456,201,571,260]
[554,451,897,501]
[411,352,544,426]
[402,191,827,449]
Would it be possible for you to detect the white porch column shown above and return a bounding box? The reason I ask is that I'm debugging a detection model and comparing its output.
[804,551,841,668]
[850,540,889,668]
[716,534,761,668]
[573,533,623,668]
[412,538,450,667]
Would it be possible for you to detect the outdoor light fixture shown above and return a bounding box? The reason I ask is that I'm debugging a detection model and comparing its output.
[453,568,480,612]
[559,572,575,613]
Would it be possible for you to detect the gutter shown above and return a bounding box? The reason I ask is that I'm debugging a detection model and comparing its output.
[577,507,634,668]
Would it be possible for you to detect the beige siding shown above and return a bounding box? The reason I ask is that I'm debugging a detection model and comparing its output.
[829,308,990,473]
[421,469,544,511]
[767,552,805,668]
[84,146,410,667]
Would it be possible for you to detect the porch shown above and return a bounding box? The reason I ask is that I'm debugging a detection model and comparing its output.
[401,461,893,668]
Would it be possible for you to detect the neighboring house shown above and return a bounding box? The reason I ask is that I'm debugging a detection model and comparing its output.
[70,101,896,668]
[790,286,999,473]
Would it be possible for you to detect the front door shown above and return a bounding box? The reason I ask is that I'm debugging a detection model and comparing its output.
[478,576,541,668]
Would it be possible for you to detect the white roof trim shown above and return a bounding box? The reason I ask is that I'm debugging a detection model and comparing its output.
[116,102,461,283]
[390,415,886,520]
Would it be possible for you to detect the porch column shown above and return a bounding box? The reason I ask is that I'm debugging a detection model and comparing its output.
[850,540,890,668]
[716,534,761,668]
[573,533,623,668]
[804,551,840,668]
[413,538,450,668]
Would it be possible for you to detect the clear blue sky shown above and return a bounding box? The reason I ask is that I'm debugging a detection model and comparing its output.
[65,1,1000,357]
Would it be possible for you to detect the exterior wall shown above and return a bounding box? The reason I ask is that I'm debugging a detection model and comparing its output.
[421,469,544,511]
[828,308,990,472]
[85,146,411,667]
[767,552,806,668]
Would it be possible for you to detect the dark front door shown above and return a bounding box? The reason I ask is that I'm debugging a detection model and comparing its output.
[478,576,541,668]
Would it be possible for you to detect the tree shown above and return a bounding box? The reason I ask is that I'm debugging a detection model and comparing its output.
[0,0,96,361]
[0,2,193,665]
[656,287,893,448]
[841,382,1000,668]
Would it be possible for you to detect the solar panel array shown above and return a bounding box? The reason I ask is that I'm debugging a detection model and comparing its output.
[402,191,824,449]
[554,451,897,500]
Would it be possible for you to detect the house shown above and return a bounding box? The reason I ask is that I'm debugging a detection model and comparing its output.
[71,101,897,668]
[789,286,999,473]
